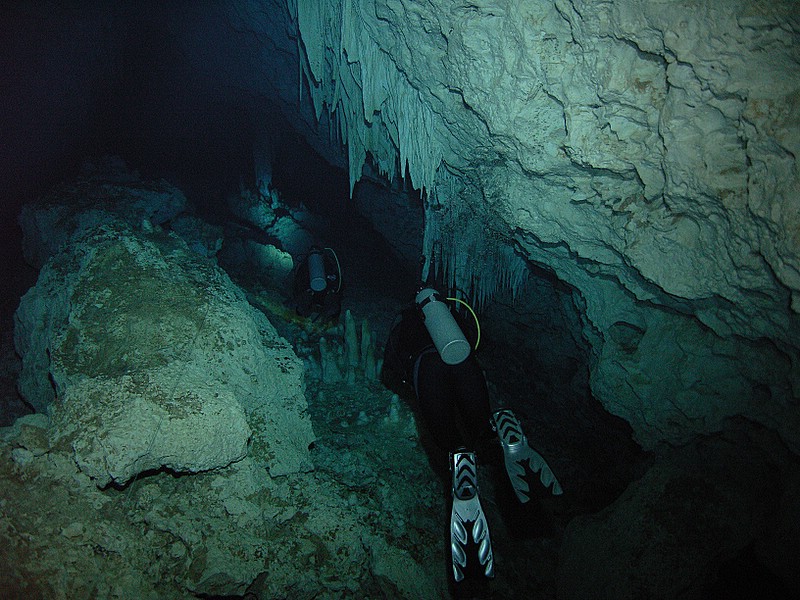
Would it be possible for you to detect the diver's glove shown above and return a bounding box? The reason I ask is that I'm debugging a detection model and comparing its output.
[492,408,563,502]
[450,450,494,582]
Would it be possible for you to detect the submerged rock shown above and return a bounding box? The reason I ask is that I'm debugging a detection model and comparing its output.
[18,164,186,270]
[15,192,314,486]
[292,0,800,457]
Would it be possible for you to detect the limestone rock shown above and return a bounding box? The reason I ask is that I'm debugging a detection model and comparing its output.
[169,214,224,257]
[0,418,445,599]
[353,171,424,266]
[228,238,295,288]
[15,211,314,486]
[227,186,276,230]
[368,536,442,599]
[50,374,251,486]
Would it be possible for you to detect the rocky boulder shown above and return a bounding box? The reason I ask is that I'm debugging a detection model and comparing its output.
[15,189,314,487]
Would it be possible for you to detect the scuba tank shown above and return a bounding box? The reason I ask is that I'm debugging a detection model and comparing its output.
[307,247,327,292]
[415,287,471,365]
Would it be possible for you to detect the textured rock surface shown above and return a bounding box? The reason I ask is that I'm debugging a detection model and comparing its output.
[14,180,315,486]
[292,0,800,452]
[353,169,425,267]
[3,2,799,596]
[0,406,447,598]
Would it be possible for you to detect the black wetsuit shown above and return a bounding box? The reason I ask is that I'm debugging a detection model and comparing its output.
[292,251,342,322]
[383,304,494,457]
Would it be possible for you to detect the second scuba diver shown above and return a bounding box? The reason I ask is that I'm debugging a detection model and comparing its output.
[292,245,343,323]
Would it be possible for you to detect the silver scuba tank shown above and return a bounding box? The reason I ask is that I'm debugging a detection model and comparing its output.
[308,248,327,292]
[415,287,471,365]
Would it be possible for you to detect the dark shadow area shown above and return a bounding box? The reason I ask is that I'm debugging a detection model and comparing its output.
[271,126,351,213]
[479,270,651,520]
[705,543,792,599]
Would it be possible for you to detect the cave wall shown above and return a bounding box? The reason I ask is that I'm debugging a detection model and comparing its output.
[290,0,800,451]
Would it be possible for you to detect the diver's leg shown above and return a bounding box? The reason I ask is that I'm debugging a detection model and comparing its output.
[414,353,495,582]
[295,290,313,317]
[451,358,494,449]
[321,291,342,322]
[413,351,462,453]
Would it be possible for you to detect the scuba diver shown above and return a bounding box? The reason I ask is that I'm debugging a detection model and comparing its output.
[382,284,563,584]
[292,245,343,323]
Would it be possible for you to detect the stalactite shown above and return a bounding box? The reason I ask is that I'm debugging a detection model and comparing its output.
[293,1,524,308]
[294,0,445,197]
[421,169,529,309]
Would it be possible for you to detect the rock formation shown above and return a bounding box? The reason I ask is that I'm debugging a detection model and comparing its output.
[14,173,315,486]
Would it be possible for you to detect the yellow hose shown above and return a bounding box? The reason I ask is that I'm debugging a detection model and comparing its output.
[447,296,481,350]
[324,247,343,293]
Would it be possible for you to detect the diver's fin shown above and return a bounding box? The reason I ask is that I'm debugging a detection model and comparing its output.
[492,408,563,502]
[450,450,494,582]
